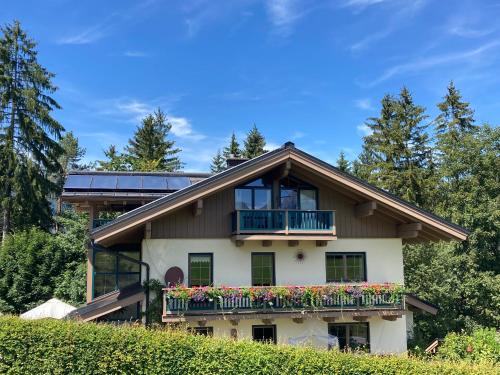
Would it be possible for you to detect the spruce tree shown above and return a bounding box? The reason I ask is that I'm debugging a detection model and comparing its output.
[243,124,266,159]
[223,132,241,158]
[126,108,182,171]
[210,149,226,173]
[97,145,130,171]
[336,151,351,173]
[59,131,87,173]
[0,21,64,240]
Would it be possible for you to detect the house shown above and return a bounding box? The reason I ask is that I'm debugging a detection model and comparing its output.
[62,142,467,353]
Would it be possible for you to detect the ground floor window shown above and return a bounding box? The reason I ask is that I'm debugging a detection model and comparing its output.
[252,325,277,344]
[328,323,370,351]
[189,327,214,336]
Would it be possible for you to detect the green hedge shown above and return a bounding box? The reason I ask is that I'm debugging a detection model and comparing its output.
[0,317,497,375]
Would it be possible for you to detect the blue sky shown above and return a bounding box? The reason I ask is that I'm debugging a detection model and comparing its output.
[3,0,500,171]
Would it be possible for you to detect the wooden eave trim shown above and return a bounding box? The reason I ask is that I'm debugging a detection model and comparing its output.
[288,151,467,241]
[93,152,291,243]
[405,295,438,315]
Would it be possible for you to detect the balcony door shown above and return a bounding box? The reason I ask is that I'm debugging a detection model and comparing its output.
[235,178,272,210]
[280,176,317,210]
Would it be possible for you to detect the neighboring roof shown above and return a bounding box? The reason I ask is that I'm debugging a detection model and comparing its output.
[20,298,77,320]
[92,142,469,244]
[62,171,212,199]
[405,294,439,315]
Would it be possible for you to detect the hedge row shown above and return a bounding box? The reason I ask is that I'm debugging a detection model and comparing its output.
[0,317,497,375]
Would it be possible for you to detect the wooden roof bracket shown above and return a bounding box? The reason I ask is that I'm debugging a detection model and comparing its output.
[354,201,377,218]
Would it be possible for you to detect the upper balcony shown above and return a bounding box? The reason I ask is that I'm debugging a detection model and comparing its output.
[232,209,336,236]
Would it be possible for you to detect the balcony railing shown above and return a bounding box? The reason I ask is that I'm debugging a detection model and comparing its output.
[232,210,335,235]
[163,284,404,316]
[92,218,114,228]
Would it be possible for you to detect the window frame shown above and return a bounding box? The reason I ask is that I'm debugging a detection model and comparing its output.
[190,326,214,336]
[328,322,370,351]
[252,324,277,344]
[278,176,318,210]
[251,252,276,286]
[325,252,367,283]
[234,178,274,210]
[188,253,214,287]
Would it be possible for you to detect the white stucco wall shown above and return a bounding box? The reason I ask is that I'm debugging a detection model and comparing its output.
[142,238,404,286]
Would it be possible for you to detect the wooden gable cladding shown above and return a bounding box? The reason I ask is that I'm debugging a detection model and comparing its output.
[151,188,234,238]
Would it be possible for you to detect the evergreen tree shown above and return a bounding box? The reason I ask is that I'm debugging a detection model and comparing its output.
[126,108,182,172]
[243,124,266,159]
[210,149,226,173]
[223,132,241,158]
[0,21,64,241]
[336,151,351,173]
[97,145,130,171]
[59,131,87,173]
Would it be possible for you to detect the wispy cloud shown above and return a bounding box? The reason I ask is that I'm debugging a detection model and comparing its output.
[354,98,374,110]
[367,40,500,86]
[265,0,318,37]
[445,11,495,38]
[57,24,109,45]
[124,50,148,57]
[356,123,372,136]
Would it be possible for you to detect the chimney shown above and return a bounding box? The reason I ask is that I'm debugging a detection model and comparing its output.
[226,154,249,168]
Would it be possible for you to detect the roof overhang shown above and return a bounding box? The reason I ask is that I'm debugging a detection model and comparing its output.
[91,143,468,245]
[405,294,438,315]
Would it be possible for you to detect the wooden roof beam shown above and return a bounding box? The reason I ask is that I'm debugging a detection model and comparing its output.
[398,223,422,239]
[354,201,377,218]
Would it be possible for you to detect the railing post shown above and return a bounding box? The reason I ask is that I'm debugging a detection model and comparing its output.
[163,291,167,316]
[285,210,289,234]
[236,211,241,234]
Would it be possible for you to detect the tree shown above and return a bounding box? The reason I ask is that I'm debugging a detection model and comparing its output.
[223,132,241,158]
[126,109,182,172]
[0,21,64,241]
[336,151,351,173]
[243,124,266,159]
[97,145,130,171]
[210,149,226,173]
[58,131,88,173]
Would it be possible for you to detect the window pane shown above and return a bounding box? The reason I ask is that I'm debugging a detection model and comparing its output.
[300,189,317,210]
[280,188,297,209]
[252,253,274,286]
[328,324,347,350]
[190,327,214,336]
[326,255,344,282]
[189,254,212,287]
[348,323,369,350]
[94,252,116,273]
[235,189,252,209]
[254,189,272,209]
[346,255,365,281]
[118,273,140,289]
[93,274,117,297]
[118,251,140,272]
[253,325,276,343]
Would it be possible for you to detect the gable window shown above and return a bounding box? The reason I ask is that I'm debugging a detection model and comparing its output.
[252,252,275,286]
[189,253,213,287]
[280,176,317,210]
[252,325,277,344]
[235,178,272,210]
[326,253,366,282]
[328,323,370,351]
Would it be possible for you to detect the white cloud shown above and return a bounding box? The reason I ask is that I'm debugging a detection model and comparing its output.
[354,98,374,110]
[446,12,495,38]
[266,141,281,151]
[368,40,500,86]
[57,24,108,45]
[291,131,305,140]
[356,123,372,136]
[124,50,148,57]
[266,0,310,36]
[344,0,387,7]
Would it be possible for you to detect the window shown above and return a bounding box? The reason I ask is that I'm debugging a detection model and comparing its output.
[279,176,317,210]
[252,253,275,286]
[252,325,277,344]
[326,253,366,282]
[235,177,272,210]
[328,323,369,351]
[93,249,141,298]
[189,253,213,287]
[189,327,213,336]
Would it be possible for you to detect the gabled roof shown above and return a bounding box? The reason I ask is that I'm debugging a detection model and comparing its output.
[92,142,468,244]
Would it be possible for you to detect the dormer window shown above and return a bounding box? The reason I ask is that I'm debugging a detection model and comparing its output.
[235,177,272,210]
[280,176,317,210]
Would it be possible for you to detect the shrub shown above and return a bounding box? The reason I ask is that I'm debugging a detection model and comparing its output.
[0,317,498,375]
[437,328,500,364]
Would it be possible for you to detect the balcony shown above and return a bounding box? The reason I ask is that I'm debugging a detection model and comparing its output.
[232,210,336,236]
[162,284,404,322]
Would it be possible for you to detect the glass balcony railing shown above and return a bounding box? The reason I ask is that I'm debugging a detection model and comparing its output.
[232,209,335,235]
[92,218,114,228]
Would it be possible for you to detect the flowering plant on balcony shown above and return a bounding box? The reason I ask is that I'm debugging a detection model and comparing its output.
[165,283,405,308]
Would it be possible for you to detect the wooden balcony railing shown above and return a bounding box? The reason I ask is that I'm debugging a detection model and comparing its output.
[232,210,335,235]
[163,284,404,317]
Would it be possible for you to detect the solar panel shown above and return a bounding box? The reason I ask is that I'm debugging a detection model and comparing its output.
[90,175,117,189]
[142,175,167,190]
[64,175,93,189]
[117,175,142,189]
[166,176,190,190]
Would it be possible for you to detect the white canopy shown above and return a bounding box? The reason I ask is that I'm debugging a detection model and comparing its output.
[20,298,76,320]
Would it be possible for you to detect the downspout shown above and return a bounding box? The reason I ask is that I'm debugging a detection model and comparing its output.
[91,241,151,326]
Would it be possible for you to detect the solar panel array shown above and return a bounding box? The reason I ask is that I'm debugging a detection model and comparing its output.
[64,174,192,191]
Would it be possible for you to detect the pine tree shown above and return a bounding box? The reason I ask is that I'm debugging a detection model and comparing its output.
[435,81,475,135]
[97,145,130,171]
[59,131,87,173]
[243,124,266,159]
[126,108,182,171]
[0,21,64,241]
[210,149,226,173]
[223,132,241,158]
[336,151,351,173]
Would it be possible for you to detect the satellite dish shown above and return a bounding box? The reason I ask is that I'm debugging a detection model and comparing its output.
[164,267,184,287]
